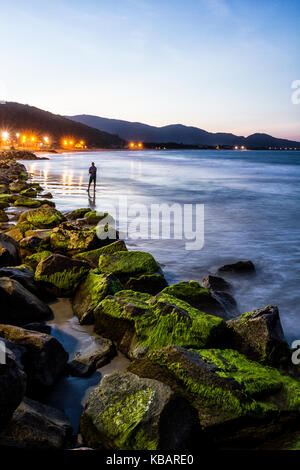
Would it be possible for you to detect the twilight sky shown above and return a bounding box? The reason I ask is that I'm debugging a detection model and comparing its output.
[0,0,299,139]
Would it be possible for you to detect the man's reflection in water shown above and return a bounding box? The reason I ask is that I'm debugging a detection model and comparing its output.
[88,191,96,210]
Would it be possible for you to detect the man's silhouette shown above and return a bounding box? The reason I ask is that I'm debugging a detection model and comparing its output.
[88,162,97,193]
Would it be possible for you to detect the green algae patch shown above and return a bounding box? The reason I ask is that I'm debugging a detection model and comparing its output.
[50,226,100,254]
[14,197,42,208]
[75,240,127,267]
[17,205,65,229]
[161,280,211,301]
[98,251,161,281]
[72,270,123,324]
[0,194,15,204]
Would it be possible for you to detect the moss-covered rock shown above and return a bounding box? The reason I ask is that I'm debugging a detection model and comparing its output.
[227,305,290,366]
[50,223,104,255]
[80,371,199,450]
[94,290,229,358]
[35,253,90,297]
[72,270,123,324]
[128,345,300,447]
[6,227,25,243]
[19,235,51,259]
[0,194,15,204]
[17,205,65,229]
[66,208,90,220]
[14,197,42,208]
[126,274,168,295]
[84,210,113,225]
[159,281,228,319]
[20,188,38,198]
[0,184,8,195]
[75,240,128,268]
[25,251,53,270]
[98,251,162,284]
[9,182,29,193]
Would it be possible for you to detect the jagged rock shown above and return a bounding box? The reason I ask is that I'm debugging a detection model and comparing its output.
[202,275,232,291]
[80,371,200,450]
[0,232,20,267]
[0,277,52,325]
[0,324,68,394]
[17,204,65,230]
[0,345,26,430]
[94,290,230,358]
[19,235,51,259]
[0,397,72,448]
[0,266,39,296]
[227,305,290,365]
[216,260,255,275]
[75,240,128,268]
[158,281,228,319]
[128,345,300,448]
[72,270,123,324]
[35,254,90,297]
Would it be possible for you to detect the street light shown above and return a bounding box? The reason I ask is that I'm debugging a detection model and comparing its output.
[2,131,9,141]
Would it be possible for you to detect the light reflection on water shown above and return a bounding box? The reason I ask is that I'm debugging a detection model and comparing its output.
[21,149,300,344]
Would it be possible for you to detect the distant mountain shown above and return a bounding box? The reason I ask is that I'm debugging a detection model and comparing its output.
[0,103,124,148]
[67,114,300,148]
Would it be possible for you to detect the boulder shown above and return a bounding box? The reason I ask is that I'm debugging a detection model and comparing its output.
[0,397,72,449]
[17,204,65,230]
[0,232,20,267]
[126,274,168,295]
[19,188,38,198]
[0,345,27,429]
[0,194,15,204]
[0,324,68,394]
[0,266,39,296]
[0,210,8,222]
[128,345,300,447]
[50,224,104,255]
[72,270,123,324]
[25,251,53,270]
[227,305,290,365]
[23,322,51,334]
[80,371,200,450]
[159,281,228,319]
[40,192,53,199]
[9,181,28,193]
[216,260,255,275]
[19,235,51,259]
[98,251,163,284]
[14,197,43,208]
[94,290,230,358]
[66,208,90,220]
[68,337,116,377]
[84,211,113,225]
[202,275,232,291]
[35,254,90,297]
[0,277,52,325]
[75,240,128,268]
[6,227,25,243]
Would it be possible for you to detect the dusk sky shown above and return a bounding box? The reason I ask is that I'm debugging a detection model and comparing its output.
[0,0,299,139]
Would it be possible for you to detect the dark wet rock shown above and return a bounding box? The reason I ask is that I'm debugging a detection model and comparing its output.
[158,281,228,319]
[72,270,123,324]
[0,397,72,449]
[66,208,90,220]
[216,260,256,275]
[23,322,51,335]
[0,266,39,296]
[94,290,230,358]
[40,192,53,199]
[75,240,128,268]
[128,345,300,448]
[20,188,38,198]
[17,204,65,230]
[202,275,232,292]
[25,250,53,270]
[227,305,290,366]
[0,324,68,394]
[213,291,239,317]
[69,337,116,377]
[19,235,51,259]
[9,181,29,193]
[0,345,27,430]
[126,273,168,295]
[0,232,20,267]
[0,277,52,325]
[35,253,90,297]
[84,211,114,226]
[80,371,200,450]
[0,209,8,222]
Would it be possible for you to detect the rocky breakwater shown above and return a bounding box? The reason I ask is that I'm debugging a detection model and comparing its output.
[0,151,299,451]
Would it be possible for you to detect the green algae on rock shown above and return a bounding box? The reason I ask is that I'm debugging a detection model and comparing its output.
[84,210,113,225]
[80,371,199,450]
[66,208,90,220]
[72,270,123,324]
[35,253,90,297]
[126,273,168,295]
[50,223,102,255]
[25,251,53,270]
[75,240,128,268]
[19,188,38,198]
[17,205,65,230]
[14,197,43,208]
[94,290,229,358]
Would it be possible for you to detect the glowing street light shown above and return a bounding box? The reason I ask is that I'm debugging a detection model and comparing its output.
[129,142,135,149]
[16,133,20,138]
[2,131,9,141]
[44,136,49,144]
[137,142,143,149]
[31,136,35,142]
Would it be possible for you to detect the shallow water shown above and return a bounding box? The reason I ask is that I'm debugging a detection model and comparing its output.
[23,149,300,342]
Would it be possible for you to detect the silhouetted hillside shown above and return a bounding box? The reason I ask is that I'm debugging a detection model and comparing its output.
[67,114,300,148]
[0,103,124,148]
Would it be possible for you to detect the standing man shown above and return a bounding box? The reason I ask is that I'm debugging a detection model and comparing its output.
[88,161,97,193]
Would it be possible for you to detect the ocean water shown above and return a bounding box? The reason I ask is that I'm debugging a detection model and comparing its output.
[23,149,300,343]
